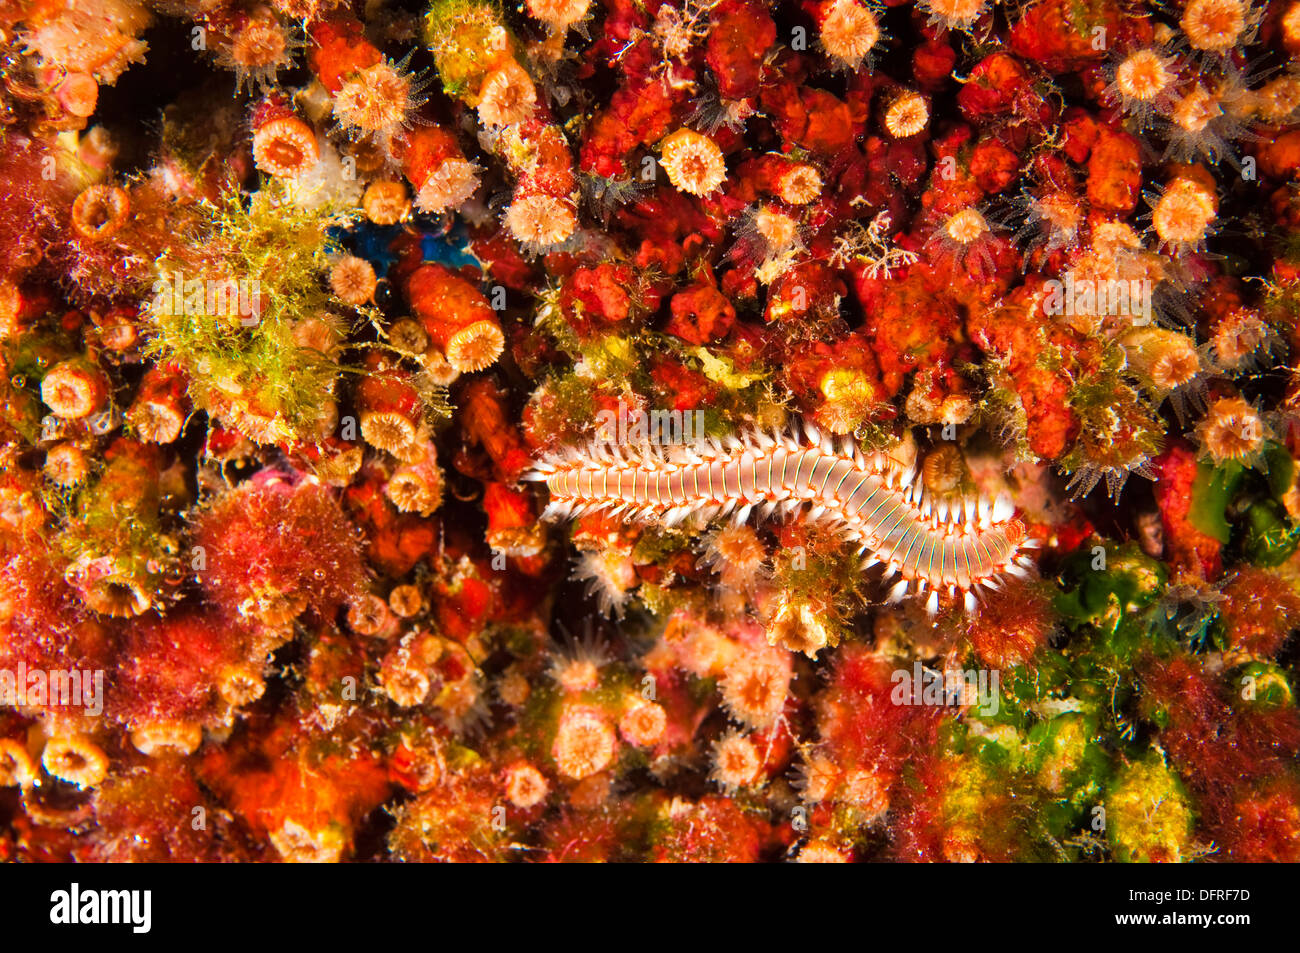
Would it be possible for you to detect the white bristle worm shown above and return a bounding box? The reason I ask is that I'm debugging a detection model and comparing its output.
[527,421,1033,613]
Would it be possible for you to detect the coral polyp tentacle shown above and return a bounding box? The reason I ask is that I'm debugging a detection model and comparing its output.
[531,422,1030,612]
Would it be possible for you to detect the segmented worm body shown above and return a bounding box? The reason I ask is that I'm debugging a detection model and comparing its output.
[528,421,1035,614]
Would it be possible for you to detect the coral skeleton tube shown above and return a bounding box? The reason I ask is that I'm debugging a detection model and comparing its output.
[401,124,480,214]
[530,421,1033,614]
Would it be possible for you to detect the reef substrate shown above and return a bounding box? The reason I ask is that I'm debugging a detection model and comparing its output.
[2,0,1300,862]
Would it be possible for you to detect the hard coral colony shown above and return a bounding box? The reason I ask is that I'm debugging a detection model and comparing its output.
[0,0,1299,866]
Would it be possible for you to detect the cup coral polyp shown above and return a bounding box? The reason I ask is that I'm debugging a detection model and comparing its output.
[658,128,727,197]
[919,0,990,33]
[251,97,320,178]
[40,356,110,420]
[817,0,882,70]
[401,124,480,214]
[404,262,504,374]
[1180,0,1258,57]
[331,57,428,152]
[218,5,298,92]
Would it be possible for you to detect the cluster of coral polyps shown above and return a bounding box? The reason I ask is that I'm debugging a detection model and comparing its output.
[1,0,1300,863]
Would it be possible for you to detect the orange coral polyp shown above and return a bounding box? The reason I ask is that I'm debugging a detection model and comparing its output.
[720,653,789,729]
[753,206,799,251]
[505,192,577,247]
[416,158,480,213]
[444,319,505,374]
[253,116,320,177]
[363,180,410,224]
[1115,50,1174,103]
[130,720,203,757]
[71,185,130,240]
[945,208,989,244]
[218,666,266,707]
[885,90,929,137]
[1152,179,1217,250]
[1150,345,1200,390]
[920,0,988,31]
[820,0,881,68]
[346,594,393,636]
[1196,396,1265,465]
[41,359,110,420]
[552,706,616,779]
[1180,0,1252,53]
[386,456,444,516]
[44,442,91,486]
[57,72,100,117]
[42,735,109,789]
[361,411,417,452]
[526,0,591,29]
[1173,87,1222,133]
[776,163,823,204]
[922,445,966,494]
[333,60,417,143]
[1211,308,1270,369]
[703,523,767,582]
[504,762,550,808]
[382,656,431,707]
[329,255,377,305]
[766,597,833,657]
[226,7,295,89]
[0,739,37,788]
[476,61,538,128]
[402,124,480,213]
[659,128,727,197]
[619,697,667,747]
[710,731,762,792]
[127,398,185,444]
[1284,1,1300,48]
